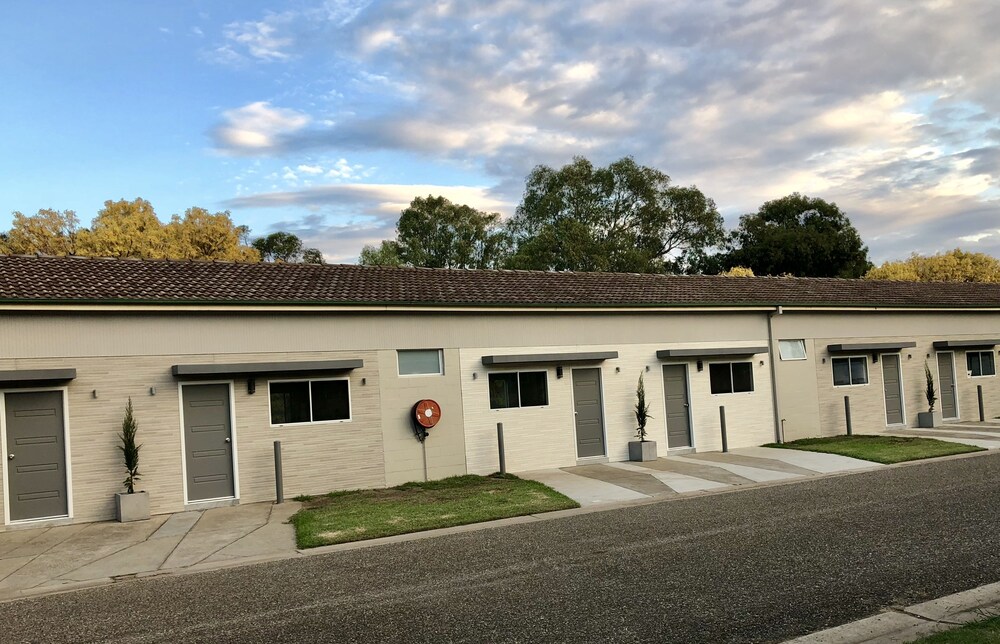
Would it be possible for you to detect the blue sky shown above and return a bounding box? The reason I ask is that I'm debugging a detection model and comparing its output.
[2,0,999,264]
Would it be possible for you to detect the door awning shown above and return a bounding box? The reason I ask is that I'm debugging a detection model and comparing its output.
[656,346,768,359]
[0,368,77,385]
[171,359,363,377]
[933,339,1000,350]
[827,342,916,353]
[481,351,618,366]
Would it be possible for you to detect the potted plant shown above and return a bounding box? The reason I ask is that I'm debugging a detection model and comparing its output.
[628,373,658,461]
[917,362,943,428]
[115,398,150,522]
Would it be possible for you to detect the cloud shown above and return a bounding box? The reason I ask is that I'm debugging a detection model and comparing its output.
[211,102,310,154]
[209,0,1000,263]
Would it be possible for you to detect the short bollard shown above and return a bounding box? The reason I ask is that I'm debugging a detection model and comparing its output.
[845,396,853,436]
[497,422,506,475]
[979,385,985,422]
[719,406,728,453]
[274,440,284,504]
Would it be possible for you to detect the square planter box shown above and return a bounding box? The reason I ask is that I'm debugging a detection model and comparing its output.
[115,491,150,523]
[628,440,658,462]
[917,410,944,428]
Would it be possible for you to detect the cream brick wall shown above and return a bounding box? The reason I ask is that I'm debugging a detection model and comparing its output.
[0,350,383,528]
[461,342,776,474]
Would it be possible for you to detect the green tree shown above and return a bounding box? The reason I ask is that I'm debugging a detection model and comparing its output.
[1,209,81,255]
[362,196,508,269]
[505,156,724,273]
[359,240,403,266]
[724,193,871,278]
[252,231,323,263]
[865,249,1000,282]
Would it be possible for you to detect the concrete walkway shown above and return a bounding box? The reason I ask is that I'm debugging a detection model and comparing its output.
[524,446,883,507]
[0,501,300,601]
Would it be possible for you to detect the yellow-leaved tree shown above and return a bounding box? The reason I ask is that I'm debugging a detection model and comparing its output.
[719,266,755,277]
[0,209,82,255]
[865,249,1000,283]
[2,198,259,261]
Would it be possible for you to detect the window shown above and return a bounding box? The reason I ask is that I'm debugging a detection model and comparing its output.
[488,371,548,409]
[832,357,868,386]
[709,362,754,394]
[398,349,443,376]
[778,339,807,361]
[967,351,996,377]
[270,379,351,425]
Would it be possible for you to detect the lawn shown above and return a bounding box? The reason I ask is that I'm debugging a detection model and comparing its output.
[915,614,1000,642]
[290,473,579,548]
[764,434,984,464]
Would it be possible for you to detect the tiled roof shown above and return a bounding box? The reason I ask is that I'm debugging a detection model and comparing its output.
[1,254,999,309]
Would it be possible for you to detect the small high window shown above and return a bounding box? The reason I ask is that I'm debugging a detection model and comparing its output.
[398,349,443,376]
[967,351,996,377]
[270,379,351,425]
[832,357,868,386]
[709,362,754,394]
[778,339,807,361]
[489,371,548,409]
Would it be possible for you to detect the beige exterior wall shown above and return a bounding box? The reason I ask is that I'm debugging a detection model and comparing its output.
[378,349,467,486]
[772,311,1000,438]
[0,350,383,528]
[461,341,775,474]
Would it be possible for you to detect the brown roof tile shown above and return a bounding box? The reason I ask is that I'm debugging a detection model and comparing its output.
[1,255,999,309]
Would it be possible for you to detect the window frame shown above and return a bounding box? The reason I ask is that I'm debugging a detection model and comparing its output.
[397,349,444,377]
[832,356,869,387]
[777,339,808,361]
[268,377,352,427]
[708,361,755,395]
[967,350,996,378]
[487,370,549,409]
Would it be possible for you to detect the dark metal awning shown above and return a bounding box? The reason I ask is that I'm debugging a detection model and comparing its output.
[656,346,768,359]
[0,368,77,385]
[171,360,363,377]
[481,351,618,366]
[933,339,1000,350]
[827,342,916,353]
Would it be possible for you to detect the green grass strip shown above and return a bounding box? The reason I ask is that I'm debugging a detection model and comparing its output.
[765,434,984,464]
[913,613,1000,642]
[290,473,579,549]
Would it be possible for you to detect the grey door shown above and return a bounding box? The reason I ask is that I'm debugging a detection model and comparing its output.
[182,384,235,501]
[937,353,958,419]
[4,391,68,521]
[881,355,904,425]
[573,368,606,458]
[663,364,692,448]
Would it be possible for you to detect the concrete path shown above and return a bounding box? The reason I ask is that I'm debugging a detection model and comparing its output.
[887,424,1000,449]
[525,447,884,507]
[0,501,300,601]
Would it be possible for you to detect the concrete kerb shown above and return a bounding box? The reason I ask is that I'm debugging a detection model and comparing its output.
[785,581,1000,643]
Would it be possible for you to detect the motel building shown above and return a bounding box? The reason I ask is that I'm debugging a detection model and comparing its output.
[0,255,998,528]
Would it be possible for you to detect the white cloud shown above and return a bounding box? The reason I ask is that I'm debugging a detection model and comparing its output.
[212,102,310,154]
[297,164,324,175]
[222,16,294,62]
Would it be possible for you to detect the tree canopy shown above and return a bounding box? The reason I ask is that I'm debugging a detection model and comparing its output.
[359,195,508,269]
[865,249,1000,282]
[1,199,260,261]
[252,231,325,263]
[723,193,871,278]
[505,156,725,273]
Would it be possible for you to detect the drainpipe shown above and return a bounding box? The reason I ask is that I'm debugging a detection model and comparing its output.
[767,306,784,443]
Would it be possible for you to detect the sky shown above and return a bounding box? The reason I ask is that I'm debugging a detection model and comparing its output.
[1,0,999,265]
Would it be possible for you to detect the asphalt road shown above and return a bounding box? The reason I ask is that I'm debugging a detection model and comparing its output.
[4,453,1000,644]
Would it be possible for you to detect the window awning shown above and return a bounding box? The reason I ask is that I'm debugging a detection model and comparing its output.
[0,368,76,385]
[481,351,618,366]
[827,342,916,353]
[656,346,768,359]
[171,359,363,377]
[933,339,1000,350]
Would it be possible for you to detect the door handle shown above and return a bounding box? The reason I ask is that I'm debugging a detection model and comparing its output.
[7,454,12,460]
[224,437,231,443]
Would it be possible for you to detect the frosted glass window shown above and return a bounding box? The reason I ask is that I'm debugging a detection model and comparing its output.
[398,349,443,376]
[778,340,807,361]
